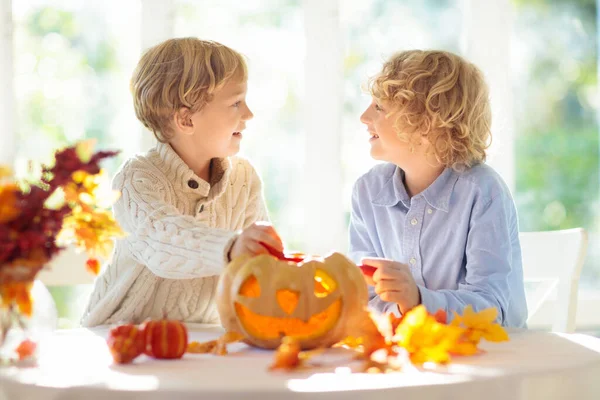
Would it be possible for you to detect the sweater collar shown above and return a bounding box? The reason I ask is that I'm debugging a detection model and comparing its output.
[154,142,231,202]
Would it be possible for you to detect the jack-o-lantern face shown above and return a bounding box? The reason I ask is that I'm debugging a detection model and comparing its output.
[217,252,368,350]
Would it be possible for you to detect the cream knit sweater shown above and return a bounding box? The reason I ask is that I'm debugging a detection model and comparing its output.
[80,142,268,327]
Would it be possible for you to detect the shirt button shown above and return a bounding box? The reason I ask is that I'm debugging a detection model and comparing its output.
[187,179,199,189]
[427,208,433,214]
[411,218,418,225]
[409,257,416,265]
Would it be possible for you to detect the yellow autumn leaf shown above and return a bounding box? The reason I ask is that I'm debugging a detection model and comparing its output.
[449,339,479,356]
[451,305,509,344]
[393,305,465,365]
[0,165,13,179]
[75,139,97,163]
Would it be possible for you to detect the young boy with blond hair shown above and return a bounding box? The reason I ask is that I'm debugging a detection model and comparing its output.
[349,50,527,327]
[82,38,283,327]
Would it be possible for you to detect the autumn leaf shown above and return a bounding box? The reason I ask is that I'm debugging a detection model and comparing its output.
[0,282,33,317]
[75,139,97,163]
[214,331,244,355]
[393,305,465,365]
[449,339,480,356]
[187,331,244,355]
[268,336,325,371]
[433,309,447,324]
[15,339,37,360]
[342,309,392,358]
[0,165,13,179]
[451,306,509,343]
[0,183,20,224]
[187,340,218,354]
[269,336,302,370]
[86,258,101,275]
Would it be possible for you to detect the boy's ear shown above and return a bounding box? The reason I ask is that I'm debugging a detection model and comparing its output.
[173,107,194,135]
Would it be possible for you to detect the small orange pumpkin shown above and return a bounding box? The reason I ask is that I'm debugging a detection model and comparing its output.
[140,318,188,359]
[217,252,368,350]
[107,324,145,364]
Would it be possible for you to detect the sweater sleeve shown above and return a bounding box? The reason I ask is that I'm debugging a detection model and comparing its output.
[113,162,237,279]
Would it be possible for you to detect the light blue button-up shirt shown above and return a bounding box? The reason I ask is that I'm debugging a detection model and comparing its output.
[348,162,528,327]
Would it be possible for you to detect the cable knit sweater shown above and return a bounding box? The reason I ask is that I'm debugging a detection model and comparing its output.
[80,142,268,327]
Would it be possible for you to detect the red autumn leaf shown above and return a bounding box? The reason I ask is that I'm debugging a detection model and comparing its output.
[86,258,100,275]
[434,309,447,324]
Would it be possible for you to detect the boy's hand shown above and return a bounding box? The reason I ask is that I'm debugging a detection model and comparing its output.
[361,257,421,314]
[229,222,284,260]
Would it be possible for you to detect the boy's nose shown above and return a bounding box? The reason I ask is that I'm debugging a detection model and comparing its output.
[360,108,371,124]
[243,105,254,121]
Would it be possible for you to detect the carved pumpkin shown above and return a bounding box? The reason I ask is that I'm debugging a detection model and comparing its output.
[107,324,145,364]
[217,252,368,350]
[140,318,188,359]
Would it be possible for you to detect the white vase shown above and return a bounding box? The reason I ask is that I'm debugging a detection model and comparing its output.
[0,280,58,365]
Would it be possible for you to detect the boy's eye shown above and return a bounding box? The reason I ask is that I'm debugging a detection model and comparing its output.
[374,103,384,112]
[233,101,242,107]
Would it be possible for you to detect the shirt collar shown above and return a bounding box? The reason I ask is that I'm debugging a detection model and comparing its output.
[421,168,458,212]
[372,165,458,212]
[155,142,231,202]
[372,166,410,208]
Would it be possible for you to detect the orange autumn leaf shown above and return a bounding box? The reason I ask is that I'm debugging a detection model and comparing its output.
[187,340,218,354]
[269,336,302,370]
[187,331,244,355]
[0,183,20,224]
[269,336,325,371]
[0,282,33,316]
[15,339,37,360]
[214,331,245,355]
[342,309,391,357]
[394,305,464,365]
[451,306,509,344]
[86,258,101,275]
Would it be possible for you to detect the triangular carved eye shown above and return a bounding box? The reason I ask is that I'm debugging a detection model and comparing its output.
[239,275,260,297]
[314,269,337,298]
[276,289,299,314]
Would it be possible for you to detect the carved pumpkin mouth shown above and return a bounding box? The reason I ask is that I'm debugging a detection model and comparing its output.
[234,269,342,341]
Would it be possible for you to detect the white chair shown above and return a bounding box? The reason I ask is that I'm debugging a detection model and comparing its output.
[520,228,588,333]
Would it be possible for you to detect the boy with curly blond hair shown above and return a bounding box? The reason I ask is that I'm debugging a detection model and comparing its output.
[349,50,527,327]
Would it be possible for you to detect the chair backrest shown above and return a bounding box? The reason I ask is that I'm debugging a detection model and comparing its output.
[519,228,588,333]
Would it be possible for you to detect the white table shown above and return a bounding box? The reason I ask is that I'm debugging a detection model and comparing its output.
[1,324,600,400]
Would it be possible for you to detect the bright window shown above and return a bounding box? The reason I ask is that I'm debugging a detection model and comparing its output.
[1,0,598,331]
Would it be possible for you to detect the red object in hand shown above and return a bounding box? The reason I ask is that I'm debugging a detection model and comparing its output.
[260,242,305,263]
[358,264,377,278]
[140,318,188,359]
[107,324,146,364]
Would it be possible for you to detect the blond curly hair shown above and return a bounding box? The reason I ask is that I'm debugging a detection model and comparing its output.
[368,50,492,170]
[130,37,248,142]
